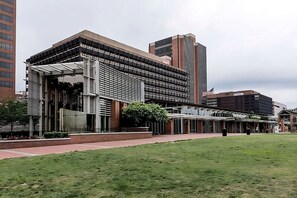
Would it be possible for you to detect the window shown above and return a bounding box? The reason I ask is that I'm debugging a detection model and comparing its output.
[0,14,13,22]
[0,80,13,87]
[0,71,13,78]
[0,4,13,13]
[0,23,13,32]
[0,61,12,68]
[0,51,12,59]
[0,42,12,50]
[0,32,13,41]
[0,0,14,4]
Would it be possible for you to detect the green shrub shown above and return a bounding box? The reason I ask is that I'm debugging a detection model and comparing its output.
[43,132,69,138]
[121,102,168,127]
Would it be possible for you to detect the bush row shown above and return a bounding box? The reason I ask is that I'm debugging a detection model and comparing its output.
[43,132,69,138]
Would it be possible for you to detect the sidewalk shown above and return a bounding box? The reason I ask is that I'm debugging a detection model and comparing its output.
[0,133,244,160]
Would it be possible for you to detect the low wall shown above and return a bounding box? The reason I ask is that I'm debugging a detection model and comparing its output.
[0,138,71,149]
[0,132,152,149]
[69,132,152,144]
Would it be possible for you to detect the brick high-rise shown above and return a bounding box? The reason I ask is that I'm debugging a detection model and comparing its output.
[149,34,207,104]
[0,0,16,98]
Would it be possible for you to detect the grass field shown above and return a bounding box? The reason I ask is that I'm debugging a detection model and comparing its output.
[1,134,297,197]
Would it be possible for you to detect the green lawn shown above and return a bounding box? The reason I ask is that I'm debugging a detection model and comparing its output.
[1,134,297,197]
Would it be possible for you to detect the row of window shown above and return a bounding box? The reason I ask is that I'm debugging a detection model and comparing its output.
[98,46,187,81]
[80,42,187,76]
[0,42,12,50]
[97,55,188,87]
[0,22,12,32]
[0,3,13,13]
[0,51,12,59]
[0,32,13,41]
[0,13,12,22]
[0,0,14,5]
[0,71,12,78]
[0,80,13,87]
[0,61,12,68]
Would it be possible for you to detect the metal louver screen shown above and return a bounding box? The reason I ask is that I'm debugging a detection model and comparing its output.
[99,98,111,116]
[99,63,143,103]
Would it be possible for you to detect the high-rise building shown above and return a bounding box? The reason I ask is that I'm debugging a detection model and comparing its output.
[0,0,15,98]
[149,34,207,104]
[202,90,273,115]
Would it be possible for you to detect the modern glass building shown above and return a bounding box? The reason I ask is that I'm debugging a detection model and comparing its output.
[203,90,273,116]
[26,30,190,104]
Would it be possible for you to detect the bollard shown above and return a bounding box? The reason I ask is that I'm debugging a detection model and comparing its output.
[222,128,227,136]
[247,128,250,135]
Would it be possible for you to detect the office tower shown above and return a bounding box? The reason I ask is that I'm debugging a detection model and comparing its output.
[203,90,273,115]
[0,0,15,98]
[149,34,207,104]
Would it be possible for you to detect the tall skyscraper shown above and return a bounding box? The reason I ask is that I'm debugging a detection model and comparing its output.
[149,34,207,104]
[0,0,15,98]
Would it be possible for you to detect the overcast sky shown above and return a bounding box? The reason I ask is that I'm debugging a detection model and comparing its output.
[16,0,297,108]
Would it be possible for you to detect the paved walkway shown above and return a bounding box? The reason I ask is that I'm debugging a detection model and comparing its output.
[0,133,244,160]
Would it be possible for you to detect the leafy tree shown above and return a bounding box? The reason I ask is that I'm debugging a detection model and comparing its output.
[121,102,168,127]
[0,98,28,136]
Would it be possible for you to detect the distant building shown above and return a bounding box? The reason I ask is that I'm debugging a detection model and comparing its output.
[15,90,27,101]
[272,101,287,132]
[279,108,297,132]
[273,101,287,117]
[0,0,16,98]
[149,34,207,104]
[202,90,273,116]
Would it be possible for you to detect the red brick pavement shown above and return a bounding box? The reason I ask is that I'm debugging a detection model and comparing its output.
[0,133,244,160]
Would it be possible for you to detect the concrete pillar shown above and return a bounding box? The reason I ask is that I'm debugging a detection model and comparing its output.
[39,75,43,137]
[29,116,33,137]
[44,78,48,132]
[54,88,58,131]
[212,121,216,133]
[48,102,51,131]
[239,122,243,133]
[95,61,100,132]
[180,118,184,134]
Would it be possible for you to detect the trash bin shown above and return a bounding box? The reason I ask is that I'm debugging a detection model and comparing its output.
[247,128,250,135]
[222,128,227,136]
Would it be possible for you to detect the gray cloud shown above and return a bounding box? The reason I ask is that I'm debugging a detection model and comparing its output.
[16,0,297,108]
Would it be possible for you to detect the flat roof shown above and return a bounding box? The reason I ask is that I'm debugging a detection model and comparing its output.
[52,30,184,70]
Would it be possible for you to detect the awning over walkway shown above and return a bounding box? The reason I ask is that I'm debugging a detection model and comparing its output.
[168,113,276,124]
[31,62,84,76]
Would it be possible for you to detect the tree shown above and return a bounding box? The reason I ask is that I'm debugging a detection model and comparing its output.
[121,102,169,127]
[0,98,28,136]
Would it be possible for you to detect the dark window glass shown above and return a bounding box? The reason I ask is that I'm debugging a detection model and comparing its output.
[0,61,12,68]
[0,13,13,22]
[0,80,13,87]
[0,23,13,32]
[0,32,13,41]
[0,51,13,59]
[0,0,14,5]
[0,4,13,13]
[0,42,12,50]
[0,71,12,78]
